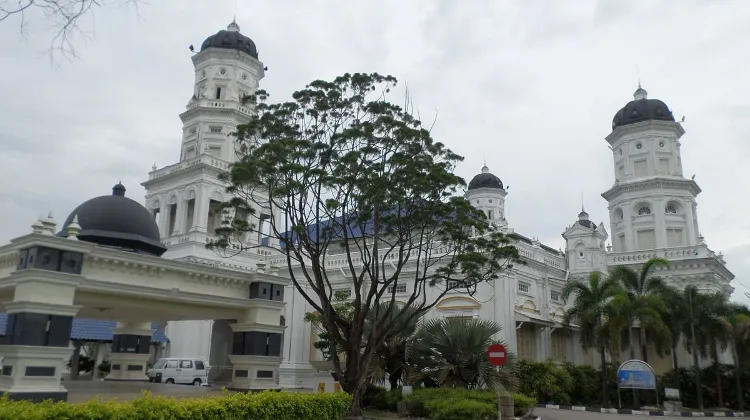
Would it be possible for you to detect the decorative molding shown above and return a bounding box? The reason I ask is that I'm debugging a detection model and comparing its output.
[3,301,82,317]
[602,177,701,201]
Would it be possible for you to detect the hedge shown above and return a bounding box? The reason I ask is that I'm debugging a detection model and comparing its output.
[0,390,352,420]
[517,361,750,410]
[399,387,536,418]
[426,398,496,420]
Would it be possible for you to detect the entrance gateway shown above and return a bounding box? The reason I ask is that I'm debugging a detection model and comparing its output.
[0,184,288,402]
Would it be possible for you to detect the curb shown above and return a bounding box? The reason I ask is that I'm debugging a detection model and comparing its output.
[537,404,748,417]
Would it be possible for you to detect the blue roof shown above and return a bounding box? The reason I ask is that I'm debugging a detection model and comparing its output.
[0,314,168,343]
[279,207,427,249]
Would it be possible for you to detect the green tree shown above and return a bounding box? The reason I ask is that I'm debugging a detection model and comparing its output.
[214,73,520,416]
[682,285,728,411]
[660,286,687,380]
[305,290,355,361]
[305,293,420,389]
[723,303,750,411]
[698,292,730,408]
[372,304,420,389]
[406,317,519,391]
[607,258,671,363]
[562,271,622,406]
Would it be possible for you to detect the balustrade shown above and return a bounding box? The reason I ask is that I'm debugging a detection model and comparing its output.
[607,244,715,264]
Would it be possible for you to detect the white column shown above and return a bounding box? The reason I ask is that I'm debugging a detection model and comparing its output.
[622,203,634,252]
[158,204,169,238]
[172,193,186,236]
[691,202,700,244]
[194,187,211,233]
[654,198,667,248]
[683,201,698,246]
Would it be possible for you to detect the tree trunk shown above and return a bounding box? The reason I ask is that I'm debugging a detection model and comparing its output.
[388,369,401,390]
[672,343,680,388]
[629,327,636,359]
[732,341,743,411]
[691,326,704,410]
[70,342,82,380]
[639,326,648,364]
[348,382,367,417]
[600,347,610,406]
[713,346,723,408]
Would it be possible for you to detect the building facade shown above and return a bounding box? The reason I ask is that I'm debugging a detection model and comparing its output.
[148,23,734,388]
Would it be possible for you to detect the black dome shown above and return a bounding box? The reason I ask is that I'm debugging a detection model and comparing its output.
[576,209,596,229]
[58,183,166,256]
[468,166,504,191]
[612,86,675,130]
[200,21,258,58]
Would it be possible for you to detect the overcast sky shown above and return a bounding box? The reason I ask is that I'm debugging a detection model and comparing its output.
[2,0,748,300]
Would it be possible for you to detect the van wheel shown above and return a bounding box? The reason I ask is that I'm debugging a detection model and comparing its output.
[165,378,175,384]
[192,378,202,386]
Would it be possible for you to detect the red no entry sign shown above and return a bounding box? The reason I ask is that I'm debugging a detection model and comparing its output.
[487,343,507,367]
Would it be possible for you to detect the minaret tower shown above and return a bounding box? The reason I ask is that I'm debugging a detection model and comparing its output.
[602,85,733,294]
[602,85,699,253]
[464,165,508,231]
[141,21,271,264]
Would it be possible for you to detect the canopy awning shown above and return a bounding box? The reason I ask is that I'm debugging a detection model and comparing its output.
[514,310,555,328]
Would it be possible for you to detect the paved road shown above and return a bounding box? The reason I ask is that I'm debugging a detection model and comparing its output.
[533,408,655,420]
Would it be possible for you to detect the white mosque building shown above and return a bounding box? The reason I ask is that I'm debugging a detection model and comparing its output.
[143,22,734,388]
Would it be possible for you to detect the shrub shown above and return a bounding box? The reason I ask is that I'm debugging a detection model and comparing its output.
[0,390,352,420]
[403,387,534,418]
[517,360,573,404]
[361,385,402,411]
[404,388,494,417]
[362,385,388,409]
[97,360,112,378]
[512,393,537,416]
[426,398,496,420]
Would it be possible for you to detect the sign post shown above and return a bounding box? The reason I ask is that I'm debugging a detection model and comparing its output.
[487,343,508,420]
[616,360,659,409]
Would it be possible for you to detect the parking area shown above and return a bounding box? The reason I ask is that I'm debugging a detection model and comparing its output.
[64,379,228,404]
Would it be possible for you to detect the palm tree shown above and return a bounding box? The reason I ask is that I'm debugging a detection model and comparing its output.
[607,258,671,364]
[371,304,420,389]
[562,271,622,406]
[698,294,731,409]
[723,303,750,411]
[406,317,519,391]
[682,285,727,411]
[660,286,687,371]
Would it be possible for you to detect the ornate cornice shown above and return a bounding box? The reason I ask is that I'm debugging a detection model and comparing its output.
[605,120,685,144]
[191,49,265,75]
[179,106,253,123]
[601,177,701,201]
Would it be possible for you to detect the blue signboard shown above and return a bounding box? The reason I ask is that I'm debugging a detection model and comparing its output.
[617,360,656,390]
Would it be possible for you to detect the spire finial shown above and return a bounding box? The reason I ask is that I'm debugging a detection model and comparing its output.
[67,214,82,240]
[581,192,585,213]
[637,63,641,89]
[633,66,648,100]
[481,164,489,174]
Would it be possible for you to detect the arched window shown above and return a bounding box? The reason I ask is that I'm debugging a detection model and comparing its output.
[665,203,678,214]
[614,208,624,221]
[637,206,652,216]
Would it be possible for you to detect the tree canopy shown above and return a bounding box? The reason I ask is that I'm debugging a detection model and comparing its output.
[213,72,521,415]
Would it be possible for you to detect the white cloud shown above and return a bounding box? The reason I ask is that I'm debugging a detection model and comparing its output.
[1,0,748,300]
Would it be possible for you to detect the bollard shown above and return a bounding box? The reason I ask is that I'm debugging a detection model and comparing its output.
[499,392,515,419]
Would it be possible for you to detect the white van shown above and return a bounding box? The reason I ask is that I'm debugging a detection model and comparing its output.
[147,358,210,386]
